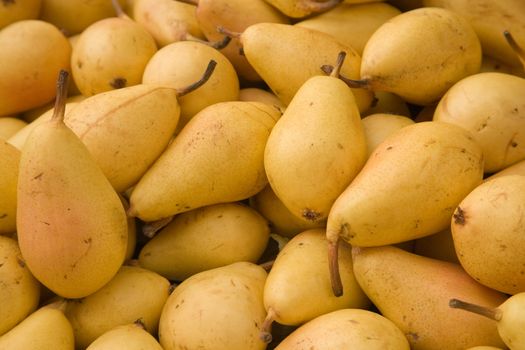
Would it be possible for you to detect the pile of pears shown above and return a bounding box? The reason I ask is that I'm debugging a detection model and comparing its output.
[2,0,525,349]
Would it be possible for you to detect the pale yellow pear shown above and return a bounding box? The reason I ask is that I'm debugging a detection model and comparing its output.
[358,7,481,105]
[361,113,414,158]
[264,55,367,222]
[16,72,128,298]
[352,246,507,350]
[0,236,40,336]
[275,309,410,350]
[159,262,267,350]
[0,140,19,235]
[263,0,345,18]
[433,72,525,173]
[139,203,270,281]
[240,22,374,112]
[362,91,411,117]
[0,0,41,29]
[239,88,286,111]
[86,322,163,350]
[65,265,170,349]
[0,304,74,350]
[128,101,280,222]
[0,117,27,140]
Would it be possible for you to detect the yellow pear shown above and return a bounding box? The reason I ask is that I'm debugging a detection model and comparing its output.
[86,321,163,350]
[451,175,525,294]
[239,88,286,110]
[0,117,27,140]
[0,0,40,29]
[0,20,71,116]
[352,245,507,350]
[239,22,374,112]
[433,72,525,173]
[16,71,128,298]
[65,265,170,349]
[159,262,267,350]
[0,303,74,350]
[362,91,411,117]
[128,101,280,222]
[275,309,410,350]
[0,140,19,235]
[355,7,481,105]
[260,229,369,343]
[264,52,367,223]
[139,203,270,281]
[0,236,40,336]
[361,113,414,158]
[263,0,344,18]
[326,121,483,295]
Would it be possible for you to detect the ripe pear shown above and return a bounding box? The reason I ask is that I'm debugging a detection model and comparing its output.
[0,20,71,116]
[263,0,343,18]
[326,121,483,295]
[433,72,525,173]
[275,309,410,350]
[142,40,239,129]
[362,91,411,117]
[0,118,27,140]
[451,175,525,294]
[450,293,525,350]
[138,203,270,281]
[264,52,367,223]
[16,71,128,298]
[64,265,170,349]
[0,236,40,336]
[128,101,280,222]
[260,229,369,343]
[0,0,41,29]
[0,140,19,235]
[239,22,374,113]
[0,303,74,350]
[352,246,507,350]
[361,113,414,158]
[239,88,286,111]
[86,321,163,350]
[355,7,481,105]
[158,262,267,350]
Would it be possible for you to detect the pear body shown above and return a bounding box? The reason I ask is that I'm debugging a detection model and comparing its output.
[275,308,410,350]
[265,75,366,222]
[352,246,507,350]
[0,118,27,140]
[360,7,481,105]
[241,22,373,113]
[17,118,128,298]
[326,121,483,247]
[129,101,279,222]
[239,88,286,110]
[159,262,267,350]
[361,113,414,158]
[0,141,20,234]
[86,323,163,350]
[362,91,411,117]
[0,0,41,29]
[498,293,525,349]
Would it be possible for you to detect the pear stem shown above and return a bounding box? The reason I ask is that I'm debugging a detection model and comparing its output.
[134,318,147,330]
[51,70,70,122]
[111,0,129,20]
[185,33,232,50]
[175,60,217,97]
[259,260,275,272]
[321,64,370,89]
[328,237,343,297]
[168,283,177,294]
[299,0,343,13]
[503,30,525,67]
[330,51,346,78]
[449,298,503,321]
[177,0,199,5]
[259,307,276,344]
[142,216,174,238]
[217,26,242,39]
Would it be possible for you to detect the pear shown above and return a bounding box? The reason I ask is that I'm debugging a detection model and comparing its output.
[275,309,410,350]
[413,228,459,264]
[65,265,170,349]
[362,91,411,117]
[480,55,525,78]
[239,22,374,113]
[433,72,525,173]
[485,159,525,181]
[239,88,286,111]
[158,262,267,350]
[128,101,280,222]
[138,203,270,281]
[0,236,40,336]
[351,7,481,105]
[450,293,525,350]
[265,52,367,223]
[0,0,40,29]
[451,174,525,294]
[352,245,507,350]
[0,118,27,140]
[86,321,163,350]
[260,229,370,343]
[361,113,414,158]
[0,20,71,116]
[326,121,483,295]
[263,0,343,18]
[16,71,128,298]
[0,303,74,350]
[0,140,19,235]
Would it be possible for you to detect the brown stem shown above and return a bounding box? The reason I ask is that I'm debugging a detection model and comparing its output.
[449,298,503,321]
[175,60,217,97]
[259,260,275,272]
[142,216,174,238]
[217,26,242,39]
[111,0,129,19]
[185,33,232,50]
[328,237,343,297]
[134,318,147,330]
[321,65,370,89]
[259,307,276,344]
[168,283,177,294]
[330,51,346,78]
[51,70,70,122]
[299,0,343,13]
[177,0,199,5]
[503,30,525,66]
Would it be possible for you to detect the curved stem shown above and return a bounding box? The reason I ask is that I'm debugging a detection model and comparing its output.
[111,0,129,20]
[449,298,503,321]
[299,0,343,13]
[259,307,276,344]
[185,33,232,50]
[134,318,147,330]
[142,216,174,238]
[175,60,217,97]
[503,30,525,67]
[51,70,69,122]
[217,26,242,39]
[177,0,199,5]
[320,65,370,89]
[328,236,343,297]
[330,51,346,78]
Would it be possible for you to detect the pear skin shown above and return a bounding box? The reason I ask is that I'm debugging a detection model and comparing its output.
[0,0,41,30]
[86,322,163,350]
[0,118,27,140]
[0,140,20,235]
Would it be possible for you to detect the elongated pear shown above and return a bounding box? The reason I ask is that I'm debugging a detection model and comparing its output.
[0,141,19,235]
[16,71,128,298]
[265,52,367,223]
[128,101,280,222]
[352,246,507,350]
[327,121,483,295]
[86,321,163,350]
